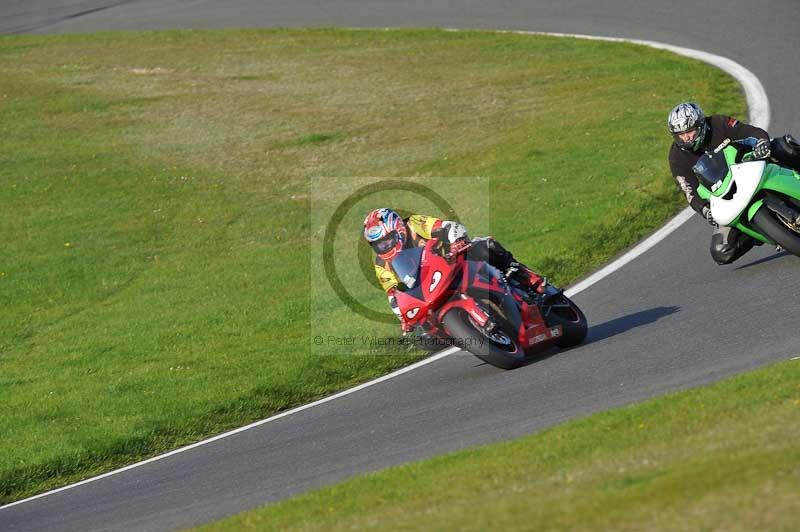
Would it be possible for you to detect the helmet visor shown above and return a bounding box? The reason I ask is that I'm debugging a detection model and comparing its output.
[371,231,400,254]
[673,127,699,146]
[673,123,707,151]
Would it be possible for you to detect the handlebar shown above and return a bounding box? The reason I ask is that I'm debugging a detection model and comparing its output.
[430,237,472,261]
[445,240,472,261]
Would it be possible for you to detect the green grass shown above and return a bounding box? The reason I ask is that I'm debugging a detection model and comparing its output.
[0,28,745,502]
[293,132,343,145]
[196,360,800,531]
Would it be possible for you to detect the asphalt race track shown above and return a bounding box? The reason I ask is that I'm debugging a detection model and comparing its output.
[2,2,799,530]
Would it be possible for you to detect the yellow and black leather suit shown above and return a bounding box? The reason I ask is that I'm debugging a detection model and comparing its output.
[372,214,522,330]
[374,214,444,293]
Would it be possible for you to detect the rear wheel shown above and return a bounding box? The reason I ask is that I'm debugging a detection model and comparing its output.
[751,205,800,257]
[441,308,526,370]
[542,294,588,348]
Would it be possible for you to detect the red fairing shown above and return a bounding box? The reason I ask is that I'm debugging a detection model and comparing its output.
[517,299,562,348]
[389,237,564,357]
[471,263,505,294]
[420,245,456,302]
[393,240,461,328]
[394,289,428,328]
[437,297,489,327]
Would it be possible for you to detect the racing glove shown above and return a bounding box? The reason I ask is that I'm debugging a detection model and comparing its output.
[702,205,718,228]
[449,239,469,256]
[753,138,771,160]
[388,290,413,333]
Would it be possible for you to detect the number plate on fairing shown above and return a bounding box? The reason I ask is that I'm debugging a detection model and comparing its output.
[527,325,562,346]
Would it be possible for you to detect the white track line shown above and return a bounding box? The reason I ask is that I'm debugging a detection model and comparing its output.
[565,207,695,297]
[0,347,459,510]
[507,31,771,298]
[0,31,770,512]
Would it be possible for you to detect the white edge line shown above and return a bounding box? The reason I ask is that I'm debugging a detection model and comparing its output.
[498,31,770,298]
[0,347,460,510]
[0,29,770,512]
[507,31,770,130]
[565,207,695,297]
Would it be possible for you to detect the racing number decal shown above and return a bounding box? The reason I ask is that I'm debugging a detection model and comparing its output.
[429,271,442,293]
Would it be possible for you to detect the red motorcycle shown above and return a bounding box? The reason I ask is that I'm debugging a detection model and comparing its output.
[392,238,587,369]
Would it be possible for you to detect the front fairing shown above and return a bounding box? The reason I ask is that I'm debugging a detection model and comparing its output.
[394,240,462,327]
[391,247,424,291]
[708,160,765,226]
[694,138,762,193]
[694,146,735,193]
[391,246,427,325]
[756,163,800,204]
[692,144,765,227]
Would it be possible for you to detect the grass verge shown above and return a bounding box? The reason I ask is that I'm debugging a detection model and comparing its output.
[0,28,744,502]
[196,360,800,531]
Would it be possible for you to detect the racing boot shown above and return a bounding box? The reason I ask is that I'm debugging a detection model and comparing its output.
[504,261,545,295]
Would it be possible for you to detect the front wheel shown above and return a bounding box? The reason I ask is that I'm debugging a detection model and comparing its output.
[413,328,451,352]
[751,206,800,257]
[542,294,588,348]
[441,309,526,370]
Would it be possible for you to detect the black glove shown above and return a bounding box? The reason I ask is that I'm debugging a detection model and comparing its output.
[753,138,771,160]
[702,205,718,227]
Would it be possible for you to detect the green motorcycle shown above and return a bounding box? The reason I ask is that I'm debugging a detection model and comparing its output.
[694,135,800,255]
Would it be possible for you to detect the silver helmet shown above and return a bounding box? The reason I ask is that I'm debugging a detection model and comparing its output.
[668,102,709,151]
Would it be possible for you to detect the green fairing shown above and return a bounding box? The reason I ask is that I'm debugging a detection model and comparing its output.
[738,215,773,244]
[689,146,800,247]
[758,163,800,200]
[711,145,741,198]
[740,164,800,244]
[697,145,742,200]
[723,145,739,165]
[746,199,764,222]
[724,200,772,245]
[713,174,733,198]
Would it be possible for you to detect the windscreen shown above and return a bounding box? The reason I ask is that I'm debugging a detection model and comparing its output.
[693,150,729,189]
[391,246,423,290]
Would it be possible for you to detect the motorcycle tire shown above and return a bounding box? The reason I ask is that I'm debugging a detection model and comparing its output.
[441,308,527,370]
[542,294,588,348]
[751,205,800,257]
[413,328,451,352]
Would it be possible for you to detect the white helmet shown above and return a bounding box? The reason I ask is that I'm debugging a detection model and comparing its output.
[668,102,709,151]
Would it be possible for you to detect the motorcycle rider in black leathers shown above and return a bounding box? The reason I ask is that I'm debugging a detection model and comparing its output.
[667,102,771,264]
